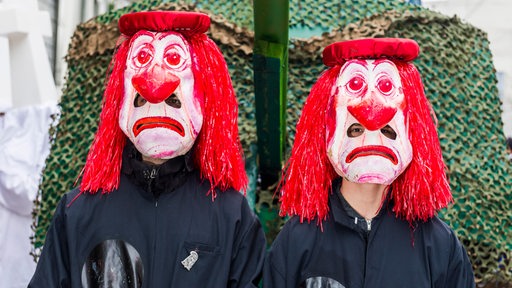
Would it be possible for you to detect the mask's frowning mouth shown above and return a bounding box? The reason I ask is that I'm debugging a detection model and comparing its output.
[133,116,185,137]
[345,145,398,165]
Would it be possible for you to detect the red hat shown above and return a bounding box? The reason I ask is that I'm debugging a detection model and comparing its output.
[322,38,420,67]
[118,11,210,37]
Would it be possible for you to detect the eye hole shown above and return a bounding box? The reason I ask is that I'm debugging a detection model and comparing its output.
[134,47,153,68]
[347,123,365,138]
[346,76,366,94]
[165,94,181,108]
[377,77,395,95]
[134,93,147,107]
[380,125,397,140]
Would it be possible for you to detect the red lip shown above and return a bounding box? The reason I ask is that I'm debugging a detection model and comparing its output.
[132,117,185,137]
[345,145,398,165]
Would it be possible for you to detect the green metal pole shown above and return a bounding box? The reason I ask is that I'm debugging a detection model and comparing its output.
[253,0,289,189]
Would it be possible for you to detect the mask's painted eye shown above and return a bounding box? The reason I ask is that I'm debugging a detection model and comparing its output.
[163,45,189,70]
[134,48,153,67]
[377,77,395,95]
[165,51,181,67]
[346,76,366,94]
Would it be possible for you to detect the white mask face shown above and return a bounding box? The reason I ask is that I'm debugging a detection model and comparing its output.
[119,31,203,160]
[326,59,412,184]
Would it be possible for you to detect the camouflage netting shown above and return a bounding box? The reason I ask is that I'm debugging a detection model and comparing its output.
[32,0,512,285]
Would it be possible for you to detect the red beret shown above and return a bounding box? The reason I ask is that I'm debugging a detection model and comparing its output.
[118,11,210,37]
[322,38,420,67]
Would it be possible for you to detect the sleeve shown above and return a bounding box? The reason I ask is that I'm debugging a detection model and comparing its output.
[263,220,292,288]
[28,195,71,288]
[442,232,476,288]
[0,167,39,215]
[228,198,267,288]
[0,104,57,215]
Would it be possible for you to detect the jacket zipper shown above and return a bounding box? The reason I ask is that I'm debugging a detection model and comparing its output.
[361,230,367,287]
[144,167,158,197]
[353,216,373,287]
[362,219,372,288]
[143,167,159,285]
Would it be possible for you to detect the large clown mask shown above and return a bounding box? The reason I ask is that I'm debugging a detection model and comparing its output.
[119,30,203,161]
[326,59,412,185]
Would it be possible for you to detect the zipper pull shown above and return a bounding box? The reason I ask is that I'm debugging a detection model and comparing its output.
[144,167,157,179]
[143,167,158,195]
[366,219,372,231]
[150,168,157,179]
[143,167,158,180]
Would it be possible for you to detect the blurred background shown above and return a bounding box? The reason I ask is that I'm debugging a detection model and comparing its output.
[18,0,512,138]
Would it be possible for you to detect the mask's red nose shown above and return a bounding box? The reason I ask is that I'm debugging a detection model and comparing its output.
[131,64,180,104]
[347,97,397,131]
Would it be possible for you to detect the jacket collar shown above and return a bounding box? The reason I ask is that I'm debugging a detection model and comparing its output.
[329,177,391,231]
[121,141,194,198]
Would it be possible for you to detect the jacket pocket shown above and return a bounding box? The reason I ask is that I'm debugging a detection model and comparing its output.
[171,241,224,287]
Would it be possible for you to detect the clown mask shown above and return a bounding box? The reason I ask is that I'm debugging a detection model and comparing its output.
[326,59,412,185]
[119,31,203,161]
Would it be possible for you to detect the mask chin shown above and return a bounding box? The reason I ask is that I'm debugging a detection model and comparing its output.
[128,129,195,161]
[344,171,399,186]
[336,156,410,185]
[135,141,193,161]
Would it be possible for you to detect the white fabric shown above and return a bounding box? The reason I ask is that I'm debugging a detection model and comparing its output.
[0,103,58,288]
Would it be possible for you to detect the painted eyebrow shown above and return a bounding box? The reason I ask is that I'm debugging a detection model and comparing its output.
[372,58,394,66]
[351,59,369,67]
[340,59,368,74]
[157,32,185,42]
[132,30,155,40]
[371,59,395,72]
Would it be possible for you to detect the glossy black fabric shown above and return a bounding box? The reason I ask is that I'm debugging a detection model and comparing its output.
[81,239,143,288]
[263,178,476,288]
[300,277,345,288]
[29,144,266,287]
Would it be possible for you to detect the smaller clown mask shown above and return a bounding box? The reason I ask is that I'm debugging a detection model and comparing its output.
[326,59,412,185]
[119,31,203,160]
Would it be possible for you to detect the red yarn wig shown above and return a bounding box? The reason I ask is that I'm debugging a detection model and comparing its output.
[390,62,452,223]
[279,41,452,224]
[80,12,247,195]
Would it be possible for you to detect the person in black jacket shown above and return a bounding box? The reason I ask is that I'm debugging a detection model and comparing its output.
[264,38,475,287]
[29,11,266,287]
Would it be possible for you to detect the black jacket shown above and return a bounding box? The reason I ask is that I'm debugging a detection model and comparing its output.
[263,178,475,288]
[29,144,266,287]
